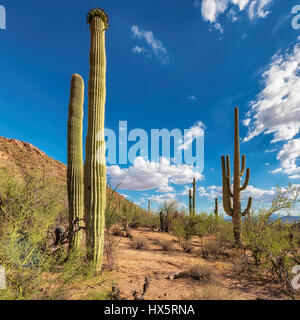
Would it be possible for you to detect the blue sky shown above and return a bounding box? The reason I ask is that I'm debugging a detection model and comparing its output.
[0,1,300,214]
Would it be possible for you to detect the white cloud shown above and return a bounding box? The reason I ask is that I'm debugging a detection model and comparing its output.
[199,0,228,23]
[289,175,300,180]
[132,46,148,55]
[198,184,276,203]
[231,0,249,11]
[198,185,223,199]
[188,95,198,101]
[195,0,273,32]
[131,25,169,64]
[244,39,300,176]
[248,0,272,19]
[107,157,203,192]
[148,193,176,204]
[270,139,300,175]
[213,22,224,34]
[178,121,205,151]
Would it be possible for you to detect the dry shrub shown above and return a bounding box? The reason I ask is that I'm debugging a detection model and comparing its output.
[131,237,148,250]
[196,284,241,300]
[157,239,174,251]
[187,265,214,283]
[112,227,123,237]
[171,265,215,284]
[181,241,193,253]
[206,239,231,260]
[104,235,121,271]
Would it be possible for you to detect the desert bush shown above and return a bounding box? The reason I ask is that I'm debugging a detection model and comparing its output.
[159,201,180,232]
[175,265,215,283]
[181,241,193,253]
[131,237,148,250]
[196,284,240,300]
[104,234,121,271]
[243,215,299,297]
[0,172,91,300]
[156,239,174,252]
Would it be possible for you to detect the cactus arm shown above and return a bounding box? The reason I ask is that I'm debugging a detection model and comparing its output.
[240,168,250,191]
[242,197,253,216]
[226,155,231,177]
[226,176,233,197]
[240,155,246,176]
[221,156,233,216]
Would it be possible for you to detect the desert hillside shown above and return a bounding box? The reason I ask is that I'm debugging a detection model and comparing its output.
[0,136,126,206]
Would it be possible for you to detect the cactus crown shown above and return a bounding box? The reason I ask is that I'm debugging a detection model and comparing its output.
[86,8,109,30]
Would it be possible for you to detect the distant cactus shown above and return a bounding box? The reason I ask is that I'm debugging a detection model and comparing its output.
[221,107,252,246]
[84,8,108,273]
[189,189,192,215]
[67,74,84,250]
[214,198,218,216]
[192,178,196,215]
[148,200,151,214]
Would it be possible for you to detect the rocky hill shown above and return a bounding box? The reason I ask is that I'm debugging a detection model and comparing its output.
[0,136,127,209]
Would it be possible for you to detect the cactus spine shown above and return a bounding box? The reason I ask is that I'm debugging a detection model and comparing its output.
[221,107,252,246]
[214,198,218,216]
[192,178,196,215]
[84,8,109,272]
[67,74,84,250]
[189,189,192,215]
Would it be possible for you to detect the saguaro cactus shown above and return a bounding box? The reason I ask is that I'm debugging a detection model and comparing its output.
[148,200,151,214]
[189,189,192,215]
[221,107,252,246]
[84,8,109,272]
[214,198,218,216]
[67,74,84,250]
[192,178,196,215]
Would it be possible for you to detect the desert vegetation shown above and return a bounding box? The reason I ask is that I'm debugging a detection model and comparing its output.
[0,7,299,301]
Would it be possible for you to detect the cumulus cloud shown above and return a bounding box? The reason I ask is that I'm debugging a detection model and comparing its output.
[131,25,169,64]
[107,157,203,192]
[198,185,276,203]
[244,39,300,176]
[270,139,300,175]
[194,0,273,33]
[148,193,176,204]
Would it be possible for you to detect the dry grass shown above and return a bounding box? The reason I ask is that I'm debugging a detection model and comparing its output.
[131,237,148,250]
[195,284,242,300]
[156,239,174,251]
[180,241,193,253]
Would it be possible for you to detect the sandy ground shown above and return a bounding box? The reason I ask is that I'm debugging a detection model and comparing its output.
[99,228,287,300]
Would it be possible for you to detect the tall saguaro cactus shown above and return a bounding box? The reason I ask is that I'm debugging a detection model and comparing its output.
[84,8,109,272]
[148,200,151,214]
[221,107,252,246]
[67,74,84,250]
[192,178,196,215]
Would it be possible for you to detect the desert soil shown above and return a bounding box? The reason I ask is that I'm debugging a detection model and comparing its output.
[81,228,286,300]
